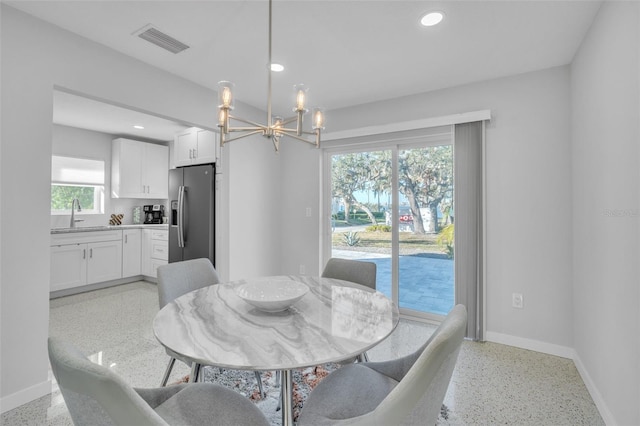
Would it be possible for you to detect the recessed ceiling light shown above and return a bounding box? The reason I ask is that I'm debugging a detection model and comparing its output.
[133,125,145,129]
[420,11,444,27]
[270,63,284,72]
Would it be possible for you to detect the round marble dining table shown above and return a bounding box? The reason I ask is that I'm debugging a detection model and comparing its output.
[153,275,399,426]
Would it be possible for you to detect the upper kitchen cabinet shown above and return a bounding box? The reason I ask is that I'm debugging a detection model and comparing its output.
[112,138,168,199]
[171,127,218,168]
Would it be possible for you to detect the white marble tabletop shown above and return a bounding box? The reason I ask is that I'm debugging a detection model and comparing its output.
[153,275,400,371]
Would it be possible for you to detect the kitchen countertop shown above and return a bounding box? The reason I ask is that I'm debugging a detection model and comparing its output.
[51,224,168,234]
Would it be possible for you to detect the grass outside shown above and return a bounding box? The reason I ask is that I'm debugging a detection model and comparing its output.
[332,229,446,256]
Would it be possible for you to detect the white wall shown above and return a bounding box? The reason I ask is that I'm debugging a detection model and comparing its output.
[225,134,283,281]
[571,2,640,425]
[279,141,322,276]
[284,66,575,352]
[0,5,274,410]
[51,125,166,228]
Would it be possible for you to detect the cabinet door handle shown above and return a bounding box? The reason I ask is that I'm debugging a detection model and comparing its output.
[193,148,197,158]
[189,148,193,159]
[89,248,93,258]
[125,235,128,244]
[83,249,86,259]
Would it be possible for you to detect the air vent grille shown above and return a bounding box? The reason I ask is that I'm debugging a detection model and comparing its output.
[135,25,189,54]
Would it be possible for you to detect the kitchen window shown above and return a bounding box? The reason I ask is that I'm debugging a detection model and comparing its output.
[51,155,105,214]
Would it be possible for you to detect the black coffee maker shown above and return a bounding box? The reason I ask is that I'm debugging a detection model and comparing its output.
[143,205,164,224]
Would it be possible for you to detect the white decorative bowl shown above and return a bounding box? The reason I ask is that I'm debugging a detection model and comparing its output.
[236,280,309,312]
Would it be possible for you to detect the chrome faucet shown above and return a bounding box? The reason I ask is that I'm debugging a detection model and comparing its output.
[70,198,83,228]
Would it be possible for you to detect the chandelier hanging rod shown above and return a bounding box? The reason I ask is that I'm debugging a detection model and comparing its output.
[217,0,325,152]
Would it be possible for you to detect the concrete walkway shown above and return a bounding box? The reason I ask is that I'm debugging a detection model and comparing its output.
[333,249,454,315]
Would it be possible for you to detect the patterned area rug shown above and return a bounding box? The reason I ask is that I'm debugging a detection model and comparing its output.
[183,364,453,425]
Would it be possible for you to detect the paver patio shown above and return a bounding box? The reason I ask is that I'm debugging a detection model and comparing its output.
[332,249,454,316]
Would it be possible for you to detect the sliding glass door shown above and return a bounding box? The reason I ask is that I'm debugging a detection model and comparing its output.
[326,134,454,319]
[397,145,454,316]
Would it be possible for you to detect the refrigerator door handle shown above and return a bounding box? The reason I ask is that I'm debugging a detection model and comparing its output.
[177,185,186,248]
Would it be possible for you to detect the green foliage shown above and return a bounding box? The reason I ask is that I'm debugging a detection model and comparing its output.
[331,145,453,233]
[437,224,455,258]
[365,224,392,232]
[342,231,361,247]
[51,185,95,211]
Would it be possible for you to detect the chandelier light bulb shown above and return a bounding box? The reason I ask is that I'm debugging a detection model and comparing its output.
[222,87,232,107]
[217,81,235,110]
[312,107,325,130]
[294,84,308,112]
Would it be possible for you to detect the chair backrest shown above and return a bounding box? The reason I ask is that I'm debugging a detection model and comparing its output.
[357,304,467,426]
[48,337,167,426]
[321,258,377,289]
[157,258,220,308]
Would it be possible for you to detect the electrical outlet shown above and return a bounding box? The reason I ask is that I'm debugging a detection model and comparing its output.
[512,293,524,309]
[299,264,306,275]
[305,207,312,217]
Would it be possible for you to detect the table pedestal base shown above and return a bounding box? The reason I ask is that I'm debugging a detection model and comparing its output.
[281,370,294,426]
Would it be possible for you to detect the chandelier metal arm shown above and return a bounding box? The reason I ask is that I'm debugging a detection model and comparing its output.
[228,114,265,129]
[276,129,320,146]
[221,130,265,145]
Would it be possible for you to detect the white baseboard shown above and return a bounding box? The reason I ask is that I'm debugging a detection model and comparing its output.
[573,354,616,426]
[0,379,51,414]
[485,331,575,359]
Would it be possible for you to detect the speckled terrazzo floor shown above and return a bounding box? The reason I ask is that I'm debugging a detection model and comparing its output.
[1,281,604,425]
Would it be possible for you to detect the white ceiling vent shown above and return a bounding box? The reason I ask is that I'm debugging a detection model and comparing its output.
[133,24,189,54]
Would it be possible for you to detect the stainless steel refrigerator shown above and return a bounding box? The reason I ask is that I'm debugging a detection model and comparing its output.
[168,164,215,265]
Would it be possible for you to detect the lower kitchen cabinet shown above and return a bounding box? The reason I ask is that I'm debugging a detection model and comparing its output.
[50,230,123,292]
[50,244,88,291]
[122,229,142,277]
[142,229,168,278]
[87,240,123,284]
[51,227,168,294]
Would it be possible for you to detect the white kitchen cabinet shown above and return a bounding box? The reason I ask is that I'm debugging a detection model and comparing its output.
[142,229,168,278]
[51,244,87,291]
[87,240,123,284]
[112,138,168,198]
[50,230,123,292]
[172,127,217,168]
[122,229,142,278]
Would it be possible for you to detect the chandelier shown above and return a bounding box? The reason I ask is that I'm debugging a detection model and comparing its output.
[217,0,325,152]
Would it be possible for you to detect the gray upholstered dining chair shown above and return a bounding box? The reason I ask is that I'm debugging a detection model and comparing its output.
[297,304,467,426]
[322,257,377,362]
[157,258,265,398]
[321,257,377,290]
[48,337,269,426]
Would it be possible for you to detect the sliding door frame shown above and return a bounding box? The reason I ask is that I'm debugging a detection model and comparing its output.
[322,131,455,322]
[320,110,489,329]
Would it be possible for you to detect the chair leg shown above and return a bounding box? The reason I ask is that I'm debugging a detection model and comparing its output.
[189,363,201,383]
[357,351,370,363]
[160,357,176,387]
[276,380,283,412]
[255,371,265,399]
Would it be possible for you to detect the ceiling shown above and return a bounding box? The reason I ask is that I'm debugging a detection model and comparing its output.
[8,0,602,140]
[53,90,190,142]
